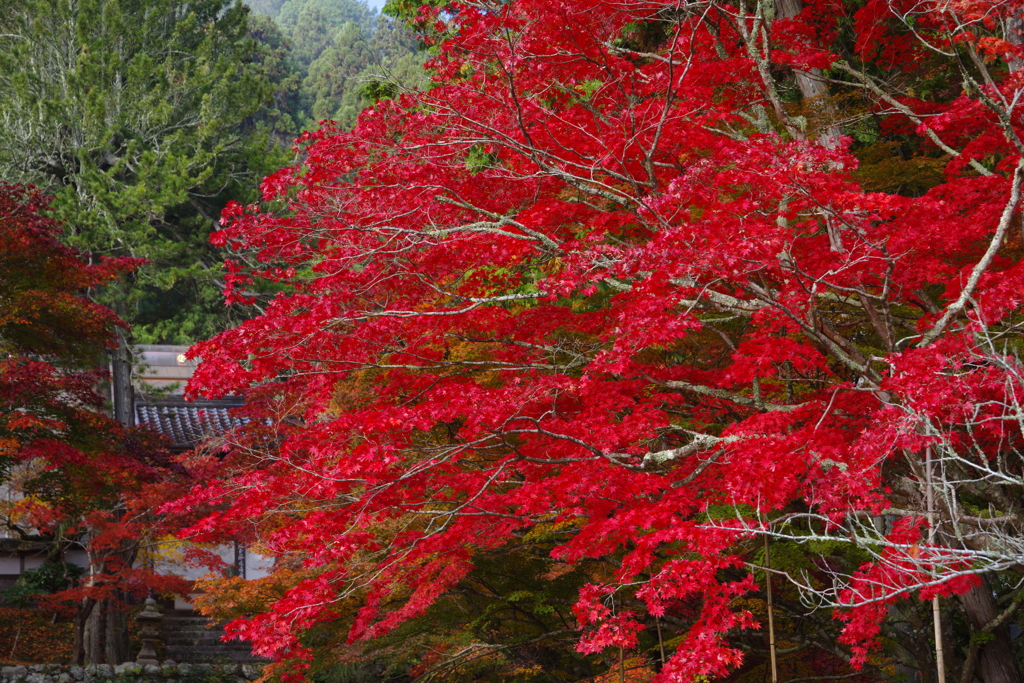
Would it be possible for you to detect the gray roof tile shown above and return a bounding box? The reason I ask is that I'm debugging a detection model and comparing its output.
[134,399,246,450]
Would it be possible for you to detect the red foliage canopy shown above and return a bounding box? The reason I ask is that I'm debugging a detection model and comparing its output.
[182,0,1024,677]
[0,184,192,646]
[0,183,137,485]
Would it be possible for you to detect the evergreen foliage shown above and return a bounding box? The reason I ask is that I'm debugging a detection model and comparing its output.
[0,0,423,344]
[276,0,376,36]
[262,0,427,133]
[300,14,427,130]
[0,0,290,343]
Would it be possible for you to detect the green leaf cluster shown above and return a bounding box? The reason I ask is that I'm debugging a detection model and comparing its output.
[1,562,86,607]
[0,0,289,342]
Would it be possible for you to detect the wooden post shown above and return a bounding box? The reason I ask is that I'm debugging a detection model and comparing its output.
[765,534,778,683]
[656,617,666,667]
[111,337,134,427]
[925,446,946,683]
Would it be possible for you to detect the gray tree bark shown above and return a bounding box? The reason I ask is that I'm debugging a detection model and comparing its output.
[958,577,1021,683]
[774,0,844,147]
[1007,15,1024,73]
[110,336,134,428]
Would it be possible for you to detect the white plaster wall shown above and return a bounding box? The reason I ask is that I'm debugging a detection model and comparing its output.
[23,554,46,569]
[244,549,275,580]
[65,549,89,567]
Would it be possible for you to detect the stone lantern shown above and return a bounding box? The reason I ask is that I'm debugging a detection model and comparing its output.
[135,597,163,665]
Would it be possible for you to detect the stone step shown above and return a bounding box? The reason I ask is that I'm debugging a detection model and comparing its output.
[156,612,268,664]
[164,654,261,664]
[161,627,231,636]
[162,627,236,635]
[163,633,246,643]
[164,637,253,648]
[161,618,218,627]
[164,650,265,659]
[164,649,267,663]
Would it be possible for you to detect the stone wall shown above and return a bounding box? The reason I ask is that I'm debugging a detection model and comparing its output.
[0,663,265,683]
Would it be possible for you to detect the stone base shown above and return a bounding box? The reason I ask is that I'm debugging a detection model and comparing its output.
[0,663,265,683]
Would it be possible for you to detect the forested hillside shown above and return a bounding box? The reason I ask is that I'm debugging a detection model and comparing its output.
[247,0,427,141]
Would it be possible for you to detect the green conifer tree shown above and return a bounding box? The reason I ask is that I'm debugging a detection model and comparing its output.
[0,0,286,343]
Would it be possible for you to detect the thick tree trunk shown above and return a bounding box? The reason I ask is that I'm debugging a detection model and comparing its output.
[75,594,135,664]
[87,599,106,663]
[110,337,134,427]
[1008,16,1024,73]
[72,597,97,665]
[959,578,1021,683]
[104,596,131,665]
[774,0,844,147]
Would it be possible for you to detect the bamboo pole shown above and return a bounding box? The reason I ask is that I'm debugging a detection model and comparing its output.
[656,617,666,667]
[926,446,946,683]
[765,534,778,683]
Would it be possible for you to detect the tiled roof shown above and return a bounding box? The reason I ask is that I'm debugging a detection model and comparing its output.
[135,398,246,450]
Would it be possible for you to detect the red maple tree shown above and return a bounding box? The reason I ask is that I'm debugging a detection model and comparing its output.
[182,0,1024,679]
[0,183,197,663]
